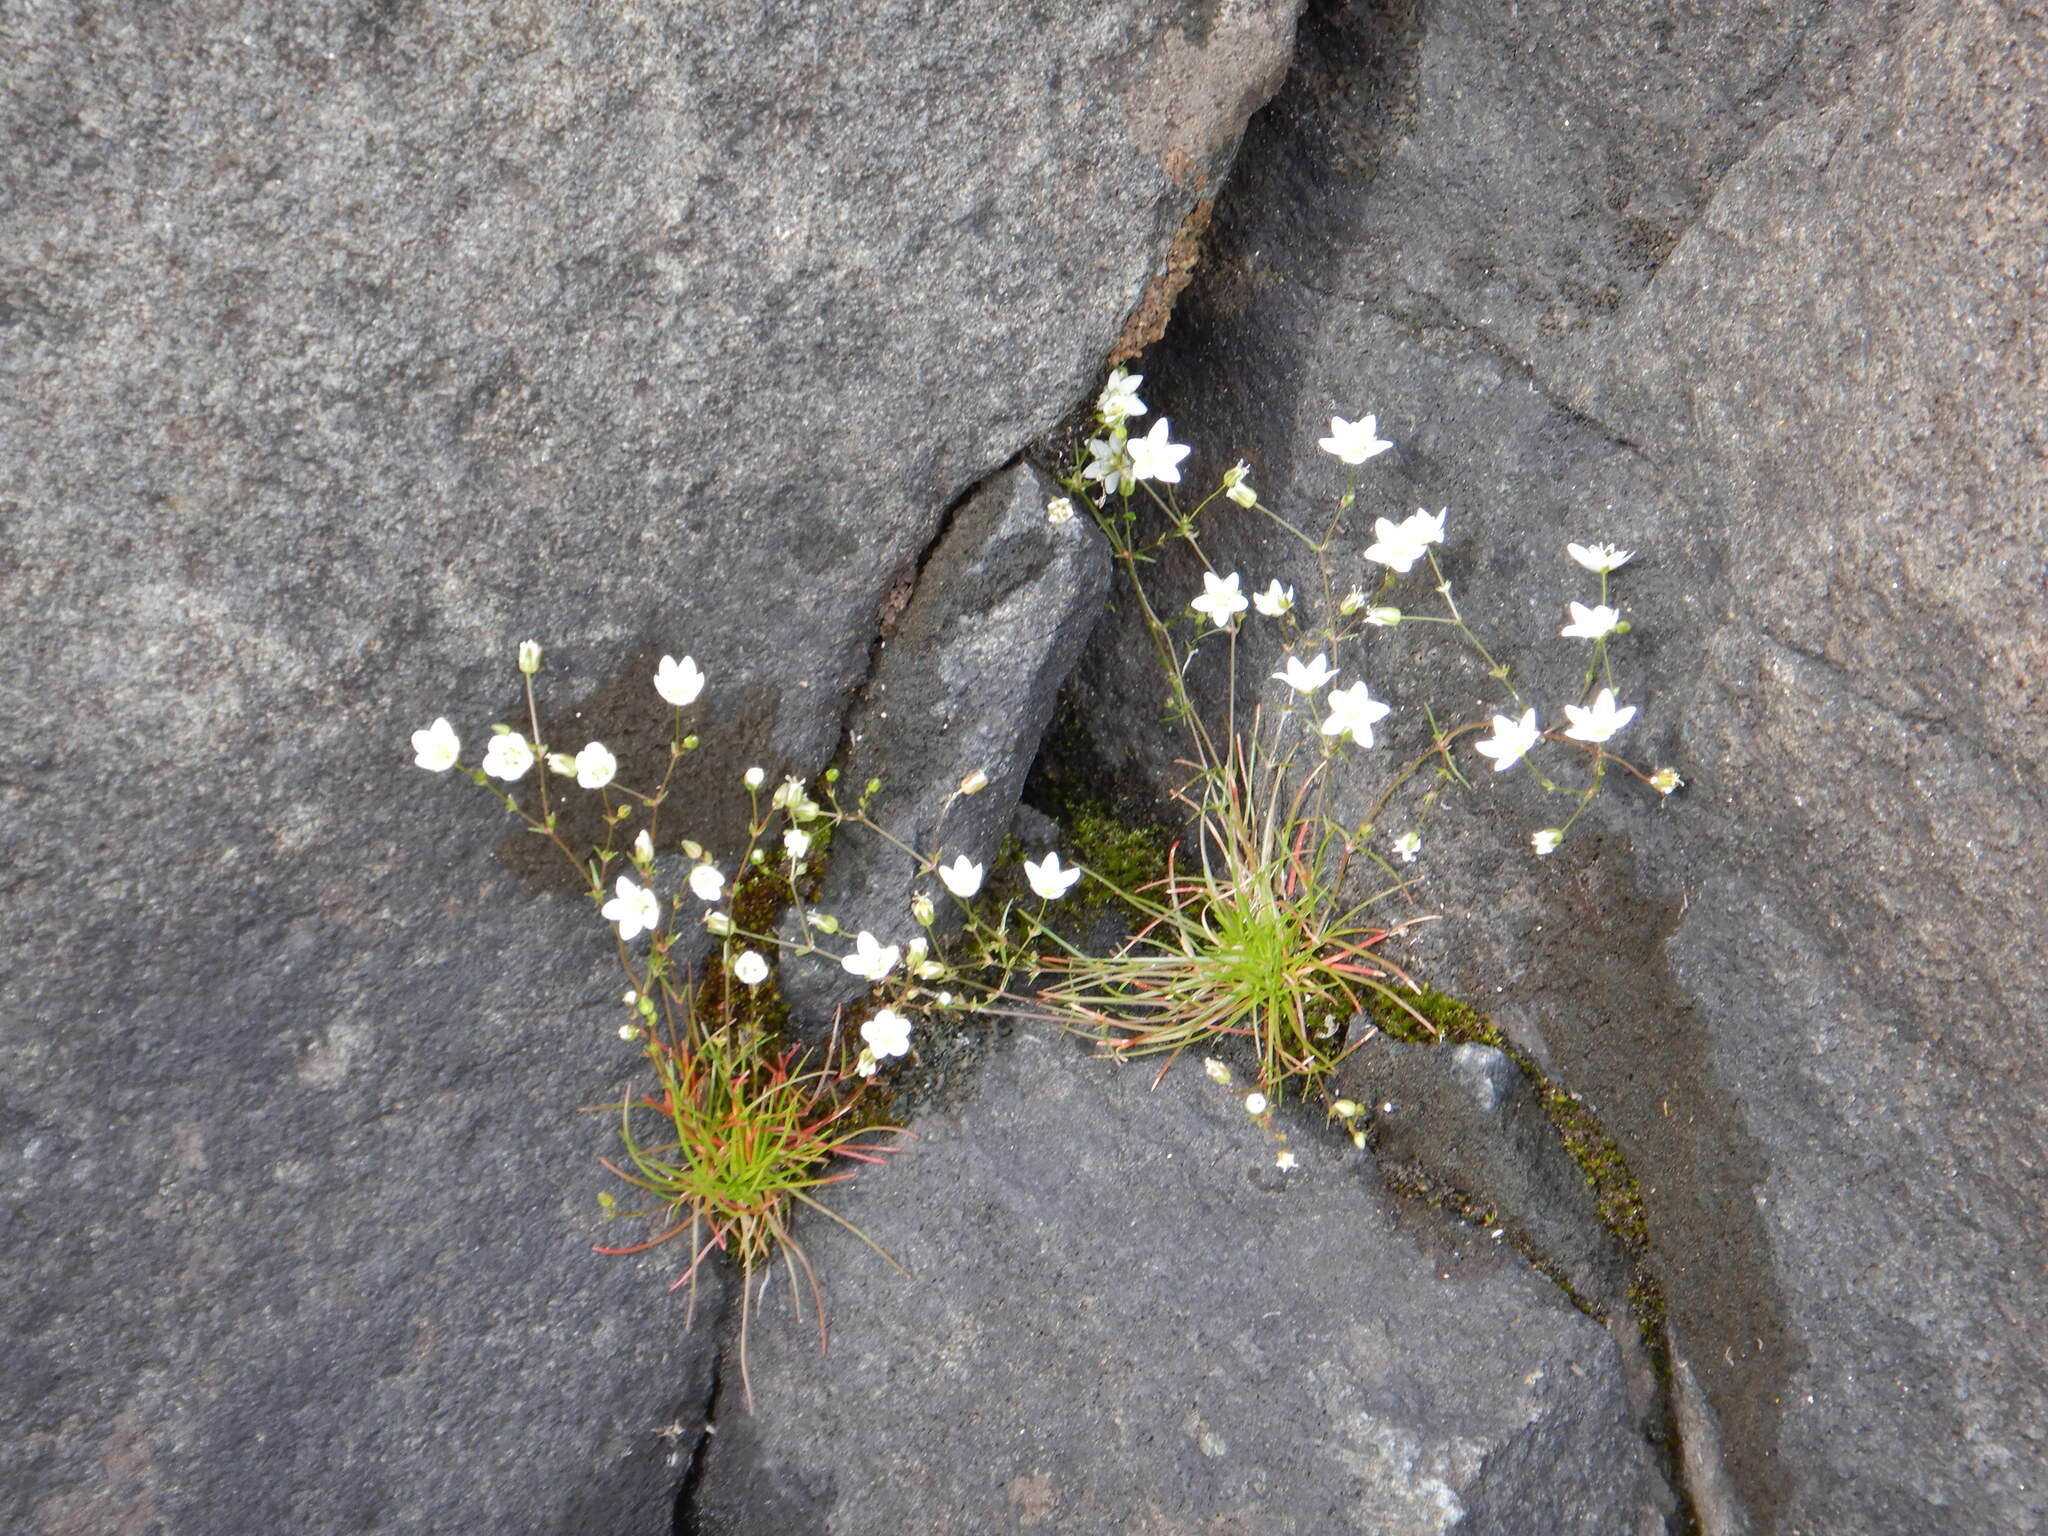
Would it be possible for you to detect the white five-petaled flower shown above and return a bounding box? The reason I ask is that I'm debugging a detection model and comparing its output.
[1363,508,1447,574]
[1474,708,1541,772]
[1568,541,1634,574]
[655,654,705,708]
[1392,831,1421,864]
[1223,460,1258,508]
[1532,828,1564,857]
[1321,680,1392,747]
[1276,1150,1299,1171]
[1045,497,1075,525]
[481,730,534,781]
[783,827,810,861]
[1562,688,1636,743]
[1127,417,1190,484]
[574,741,617,790]
[1023,851,1082,901]
[1082,435,1133,498]
[602,876,661,942]
[862,1008,913,1060]
[841,930,901,982]
[1561,602,1623,640]
[688,862,726,902]
[1191,570,1248,628]
[938,854,984,899]
[731,950,770,987]
[412,718,461,772]
[1272,653,1338,694]
[1254,579,1295,618]
[1097,367,1146,425]
[1318,414,1393,465]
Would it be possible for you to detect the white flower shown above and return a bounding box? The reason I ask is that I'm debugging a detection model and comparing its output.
[1190,570,1248,628]
[1318,414,1393,465]
[518,640,543,675]
[1562,688,1636,743]
[574,742,617,790]
[547,751,578,777]
[783,827,810,861]
[1097,367,1146,425]
[1474,708,1541,772]
[861,1008,913,1059]
[1082,435,1133,498]
[1244,1092,1269,1115]
[1023,851,1083,901]
[854,1048,878,1078]
[1203,1058,1233,1085]
[1254,579,1295,618]
[1321,680,1391,746]
[1276,1150,1298,1171]
[688,862,726,902]
[938,854,984,899]
[619,1023,642,1041]
[1363,508,1447,573]
[1568,541,1634,574]
[1392,831,1421,864]
[731,950,770,987]
[1222,460,1258,508]
[773,776,822,822]
[744,765,766,789]
[704,911,734,935]
[1650,767,1684,796]
[1045,497,1076,525]
[1561,602,1623,641]
[632,829,654,863]
[655,654,705,708]
[411,718,461,772]
[481,731,534,781]
[841,930,901,982]
[1532,828,1564,857]
[601,876,661,942]
[1127,417,1190,484]
[1272,653,1338,694]
[910,892,935,926]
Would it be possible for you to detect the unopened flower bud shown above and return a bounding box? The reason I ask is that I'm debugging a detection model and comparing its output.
[910,893,935,926]
[744,766,766,789]
[704,911,733,935]
[1650,767,1683,796]
[958,768,989,796]
[810,911,840,936]
[519,639,543,675]
[1333,1099,1361,1119]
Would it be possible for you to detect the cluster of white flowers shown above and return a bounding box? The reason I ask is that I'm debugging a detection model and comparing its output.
[1081,369,1191,502]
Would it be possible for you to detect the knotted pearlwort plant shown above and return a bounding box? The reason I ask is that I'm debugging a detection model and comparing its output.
[1028,369,1682,1107]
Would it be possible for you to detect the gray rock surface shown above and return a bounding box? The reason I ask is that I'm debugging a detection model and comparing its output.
[1067,2,2048,1530]
[775,462,1110,1037]
[0,3,1299,1530]
[1339,1037,1631,1320]
[685,1028,1667,1535]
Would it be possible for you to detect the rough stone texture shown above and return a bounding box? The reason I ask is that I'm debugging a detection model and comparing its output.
[685,1029,1666,1535]
[776,463,1110,1038]
[1069,2,2048,1531]
[0,3,1299,1531]
[1338,1038,1630,1320]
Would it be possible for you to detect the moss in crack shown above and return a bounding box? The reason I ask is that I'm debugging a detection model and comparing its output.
[1065,805,1172,908]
